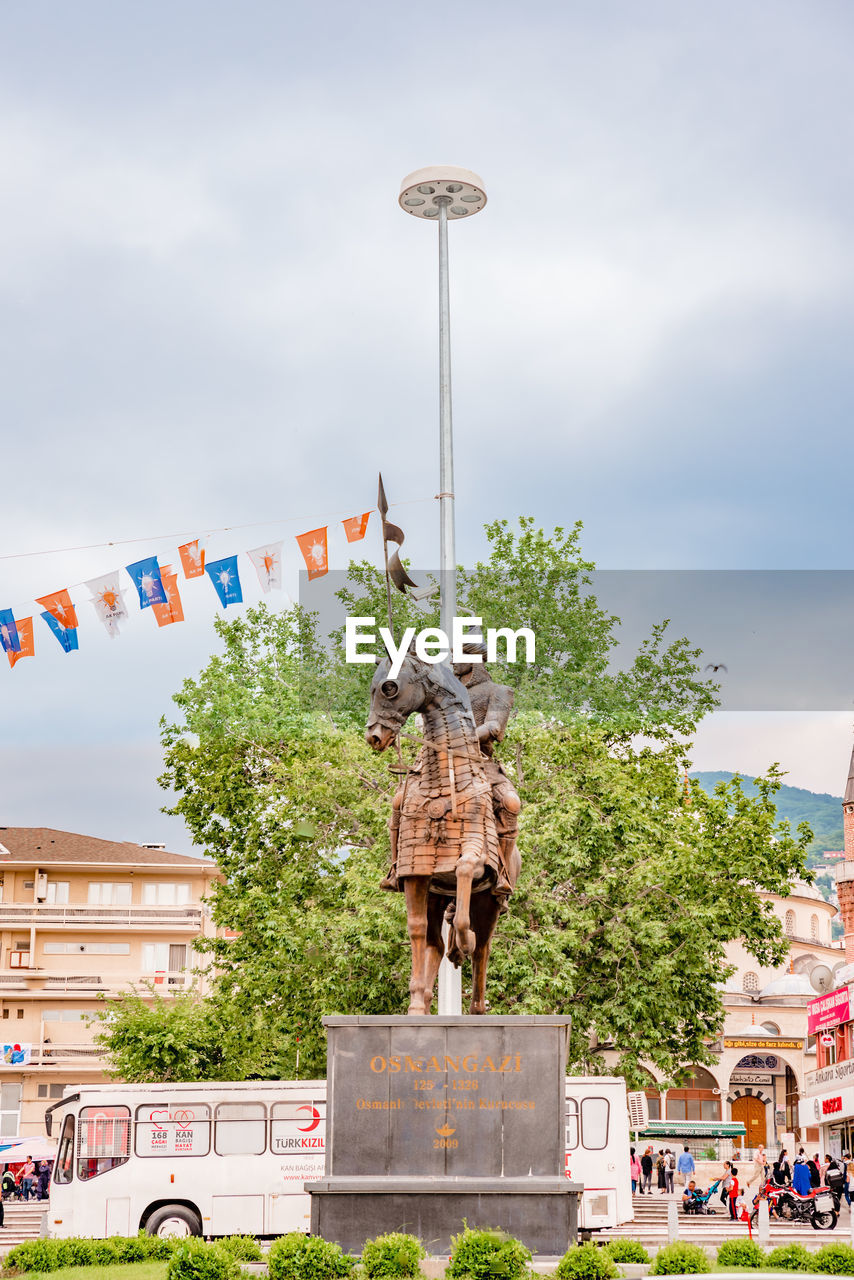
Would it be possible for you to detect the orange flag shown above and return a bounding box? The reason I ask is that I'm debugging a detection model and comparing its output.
[342,512,371,543]
[151,566,185,628]
[178,540,206,579]
[8,618,34,668]
[35,589,78,630]
[296,527,329,580]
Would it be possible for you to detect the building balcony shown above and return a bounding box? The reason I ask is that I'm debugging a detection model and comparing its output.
[0,969,193,993]
[0,904,202,931]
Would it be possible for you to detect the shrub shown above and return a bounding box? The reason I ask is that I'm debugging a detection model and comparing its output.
[112,1234,151,1262]
[810,1244,854,1276]
[446,1227,531,1280]
[650,1243,711,1275]
[716,1240,765,1270]
[556,1243,618,1280]
[5,1239,58,1273]
[764,1244,814,1272]
[268,1233,355,1280]
[362,1233,426,1278]
[91,1240,121,1265]
[149,1236,182,1260]
[168,1238,241,1280]
[602,1241,651,1265]
[218,1236,264,1263]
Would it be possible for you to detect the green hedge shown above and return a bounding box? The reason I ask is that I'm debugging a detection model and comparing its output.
[764,1244,813,1272]
[716,1240,766,1270]
[268,1233,354,1280]
[167,1239,241,1280]
[555,1242,618,1280]
[602,1241,650,1265]
[650,1242,710,1275]
[810,1244,854,1275]
[6,1234,181,1273]
[446,1227,531,1280]
[361,1233,425,1279]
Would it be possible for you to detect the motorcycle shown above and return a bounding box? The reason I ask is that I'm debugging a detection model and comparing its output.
[751,1179,838,1230]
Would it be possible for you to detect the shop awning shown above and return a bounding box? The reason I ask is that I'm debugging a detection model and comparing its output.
[637,1121,746,1139]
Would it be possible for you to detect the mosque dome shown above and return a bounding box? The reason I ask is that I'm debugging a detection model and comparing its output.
[759,972,815,998]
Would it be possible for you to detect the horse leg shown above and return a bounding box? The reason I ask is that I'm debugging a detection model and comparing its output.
[453,834,485,959]
[470,893,501,1015]
[403,876,431,1015]
[423,894,446,1012]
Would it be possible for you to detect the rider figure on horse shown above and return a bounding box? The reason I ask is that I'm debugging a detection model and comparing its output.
[381,641,519,906]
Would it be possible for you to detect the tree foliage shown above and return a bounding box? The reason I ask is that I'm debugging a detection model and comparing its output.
[93,519,812,1086]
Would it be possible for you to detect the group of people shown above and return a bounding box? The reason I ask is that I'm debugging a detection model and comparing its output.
[629,1145,698,1195]
[0,1158,52,1202]
[764,1148,851,1202]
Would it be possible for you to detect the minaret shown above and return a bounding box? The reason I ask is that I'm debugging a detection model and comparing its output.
[835,744,854,962]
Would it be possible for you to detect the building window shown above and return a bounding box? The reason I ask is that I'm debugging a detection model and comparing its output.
[743,972,759,993]
[45,882,69,905]
[761,1021,780,1036]
[37,1084,66,1099]
[142,943,188,981]
[42,1010,86,1023]
[785,911,796,937]
[811,914,820,941]
[0,1083,22,1137]
[87,883,131,907]
[665,1066,720,1122]
[142,883,191,907]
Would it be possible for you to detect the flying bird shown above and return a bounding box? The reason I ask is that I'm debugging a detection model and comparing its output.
[705,663,728,673]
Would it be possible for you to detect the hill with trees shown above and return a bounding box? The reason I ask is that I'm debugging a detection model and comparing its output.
[690,772,843,866]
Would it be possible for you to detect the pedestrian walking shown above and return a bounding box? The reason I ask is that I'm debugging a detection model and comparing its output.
[656,1150,667,1193]
[749,1144,767,1187]
[640,1146,654,1194]
[772,1149,792,1187]
[807,1154,821,1188]
[728,1166,740,1220]
[664,1148,675,1194]
[677,1145,695,1186]
[20,1157,35,1202]
[720,1161,733,1208]
[630,1147,641,1194]
[37,1161,50,1200]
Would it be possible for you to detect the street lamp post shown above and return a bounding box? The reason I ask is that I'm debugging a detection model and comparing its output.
[399,166,487,1016]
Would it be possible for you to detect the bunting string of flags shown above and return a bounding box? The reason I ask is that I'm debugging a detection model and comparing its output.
[0,495,423,670]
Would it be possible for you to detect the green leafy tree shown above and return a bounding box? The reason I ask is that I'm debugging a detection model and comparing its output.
[93,523,811,1084]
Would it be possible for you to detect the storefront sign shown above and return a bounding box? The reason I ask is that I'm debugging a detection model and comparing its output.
[724,1038,803,1050]
[799,1084,854,1130]
[808,986,851,1035]
[805,1057,854,1093]
[730,1073,773,1085]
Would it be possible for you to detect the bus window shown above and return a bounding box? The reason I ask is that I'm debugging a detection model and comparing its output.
[135,1103,211,1157]
[78,1106,131,1180]
[270,1099,325,1154]
[581,1097,609,1150]
[215,1102,267,1155]
[55,1113,74,1184]
[565,1098,579,1150]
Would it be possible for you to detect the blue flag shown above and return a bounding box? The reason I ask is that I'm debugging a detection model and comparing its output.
[205,556,243,608]
[0,609,20,654]
[125,556,167,608]
[40,611,79,653]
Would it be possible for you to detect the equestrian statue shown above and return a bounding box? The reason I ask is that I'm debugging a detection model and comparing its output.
[365,642,521,1015]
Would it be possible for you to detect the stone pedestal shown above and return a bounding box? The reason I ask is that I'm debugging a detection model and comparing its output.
[307,1015,580,1255]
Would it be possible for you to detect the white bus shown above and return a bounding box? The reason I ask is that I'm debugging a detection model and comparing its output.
[46,1077,633,1239]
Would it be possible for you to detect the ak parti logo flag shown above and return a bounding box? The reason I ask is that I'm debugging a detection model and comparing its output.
[178,539,206,579]
[40,611,79,653]
[7,617,34,668]
[35,588,78,631]
[342,512,370,543]
[296,527,328,580]
[151,565,185,628]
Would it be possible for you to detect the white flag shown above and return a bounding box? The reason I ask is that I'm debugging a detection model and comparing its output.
[247,541,284,593]
[86,572,130,636]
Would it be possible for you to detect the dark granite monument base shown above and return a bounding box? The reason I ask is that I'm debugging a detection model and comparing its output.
[309,1176,580,1256]
[308,1016,579,1256]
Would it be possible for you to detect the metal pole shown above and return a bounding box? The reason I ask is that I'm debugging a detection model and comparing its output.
[436,197,463,1018]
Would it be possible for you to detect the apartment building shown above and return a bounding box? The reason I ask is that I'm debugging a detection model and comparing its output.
[0,827,220,1138]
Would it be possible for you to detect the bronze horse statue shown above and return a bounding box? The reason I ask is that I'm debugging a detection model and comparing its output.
[365,648,520,1015]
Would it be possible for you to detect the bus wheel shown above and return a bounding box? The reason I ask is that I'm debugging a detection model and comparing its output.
[146,1205,202,1238]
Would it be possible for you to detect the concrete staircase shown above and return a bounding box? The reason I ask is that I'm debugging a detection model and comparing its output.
[0,1201,47,1250]
[600,1192,854,1248]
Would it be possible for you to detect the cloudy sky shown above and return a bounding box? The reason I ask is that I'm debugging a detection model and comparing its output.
[2,1,853,853]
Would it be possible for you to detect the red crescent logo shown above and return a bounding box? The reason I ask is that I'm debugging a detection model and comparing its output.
[296,1105,320,1132]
